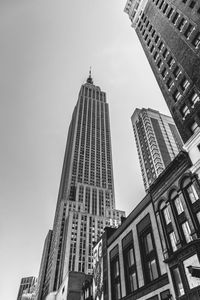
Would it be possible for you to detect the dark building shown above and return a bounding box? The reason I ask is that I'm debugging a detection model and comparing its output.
[124,0,200,143]
[17,276,37,300]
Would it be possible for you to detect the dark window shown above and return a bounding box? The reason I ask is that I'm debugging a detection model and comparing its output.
[167,7,174,19]
[123,245,138,294]
[184,23,194,38]
[137,215,159,284]
[173,65,181,78]
[189,1,196,9]
[163,3,169,13]
[172,267,185,297]
[110,258,121,300]
[160,290,171,300]
[172,12,180,24]
[192,32,200,48]
[177,18,186,31]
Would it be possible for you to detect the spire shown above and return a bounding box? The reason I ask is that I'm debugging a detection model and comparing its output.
[86,67,93,84]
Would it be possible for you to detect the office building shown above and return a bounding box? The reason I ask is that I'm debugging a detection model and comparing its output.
[132,108,183,190]
[38,73,125,299]
[124,0,200,143]
[17,277,37,300]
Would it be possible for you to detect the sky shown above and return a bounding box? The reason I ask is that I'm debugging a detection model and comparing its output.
[0,1,171,299]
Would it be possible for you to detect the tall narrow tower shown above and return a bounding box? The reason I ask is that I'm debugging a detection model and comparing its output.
[37,74,125,299]
[131,108,183,190]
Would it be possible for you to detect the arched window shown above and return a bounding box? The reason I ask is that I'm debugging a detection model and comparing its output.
[159,201,178,253]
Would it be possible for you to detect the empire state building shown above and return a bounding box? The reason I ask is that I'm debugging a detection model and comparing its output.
[36,73,125,299]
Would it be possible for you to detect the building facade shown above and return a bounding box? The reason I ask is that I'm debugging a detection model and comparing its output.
[150,150,200,300]
[17,276,37,300]
[124,0,200,143]
[37,74,125,299]
[132,108,183,190]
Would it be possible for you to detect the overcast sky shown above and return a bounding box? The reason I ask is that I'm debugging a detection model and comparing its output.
[0,1,171,299]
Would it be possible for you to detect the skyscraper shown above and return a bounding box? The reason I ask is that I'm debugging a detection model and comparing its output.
[132,108,183,190]
[37,73,125,299]
[17,276,37,300]
[124,0,200,143]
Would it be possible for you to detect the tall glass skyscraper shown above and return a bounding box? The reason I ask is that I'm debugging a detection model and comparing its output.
[36,74,125,299]
[132,108,183,190]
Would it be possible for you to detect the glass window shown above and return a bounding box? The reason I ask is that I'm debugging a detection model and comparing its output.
[144,232,154,253]
[192,32,200,48]
[148,258,159,280]
[190,121,199,133]
[186,184,199,203]
[140,229,159,283]
[182,221,192,243]
[190,91,200,106]
[174,197,184,214]
[163,207,171,224]
[169,232,177,251]
[180,105,190,118]
[172,267,185,296]
[123,246,138,294]
[111,258,121,300]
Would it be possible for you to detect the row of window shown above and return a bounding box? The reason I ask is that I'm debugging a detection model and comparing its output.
[159,178,200,254]
[110,215,160,300]
[138,16,192,106]
[152,0,200,51]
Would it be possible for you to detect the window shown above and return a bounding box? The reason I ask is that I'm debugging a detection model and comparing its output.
[173,90,182,102]
[177,17,187,31]
[157,59,162,69]
[190,121,199,133]
[166,77,174,89]
[172,12,180,24]
[180,105,190,118]
[173,66,182,78]
[167,56,175,68]
[163,3,169,14]
[190,91,200,106]
[189,1,196,9]
[186,184,199,203]
[167,7,174,19]
[182,221,192,243]
[172,267,185,296]
[123,247,138,294]
[162,48,168,58]
[161,67,167,78]
[158,41,164,50]
[184,23,194,38]
[163,207,171,224]
[141,230,159,282]
[111,258,121,300]
[169,232,177,251]
[180,77,190,91]
[174,197,184,214]
[192,32,200,48]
